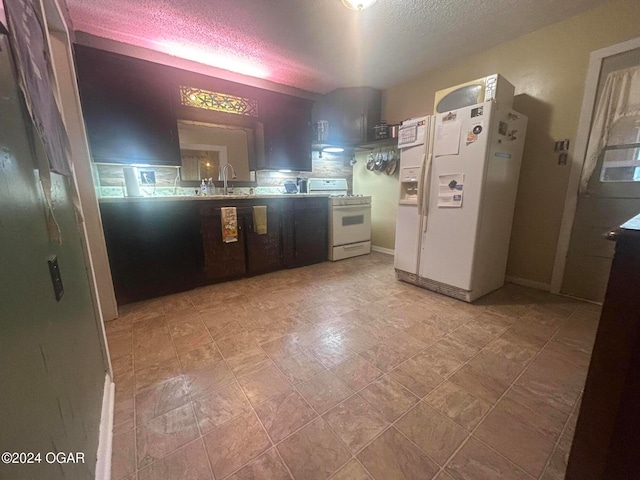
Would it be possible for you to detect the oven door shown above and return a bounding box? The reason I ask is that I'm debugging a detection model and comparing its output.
[331,204,372,246]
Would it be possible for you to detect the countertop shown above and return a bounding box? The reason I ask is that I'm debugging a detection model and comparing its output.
[621,213,640,232]
[99,193,331,203]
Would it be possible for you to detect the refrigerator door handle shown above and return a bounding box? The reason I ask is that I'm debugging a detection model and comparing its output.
[417,153,426,217]
[420,152,433,233]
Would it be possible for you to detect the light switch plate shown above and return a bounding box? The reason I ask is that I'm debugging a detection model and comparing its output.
[558,153,568,165]
[48,255,64,301]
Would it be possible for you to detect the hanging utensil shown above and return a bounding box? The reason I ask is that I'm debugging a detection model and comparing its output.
[377,151,389,171]
[386,149,398,175]
[366,153,375,171]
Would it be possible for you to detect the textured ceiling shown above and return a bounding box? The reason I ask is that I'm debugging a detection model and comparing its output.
[65,0,608,94]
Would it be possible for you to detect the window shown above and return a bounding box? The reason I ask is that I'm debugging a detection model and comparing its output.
[599,116,640,183]
[179,86,258,117]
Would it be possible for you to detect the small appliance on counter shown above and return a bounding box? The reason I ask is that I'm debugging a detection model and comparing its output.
[122,166,141,197]
[283,180,298,193]
[296,177,308,193]
[307,178,372,261]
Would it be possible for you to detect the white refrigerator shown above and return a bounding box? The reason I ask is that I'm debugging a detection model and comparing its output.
[394,100,528,302]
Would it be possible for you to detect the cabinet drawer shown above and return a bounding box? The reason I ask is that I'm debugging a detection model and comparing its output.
[292,198,329,211]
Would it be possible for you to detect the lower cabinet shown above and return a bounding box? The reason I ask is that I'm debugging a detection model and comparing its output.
[566,219,640,480]
[284,198,328,267]
[99,200,204,304]
[200,205,248,282]
[100,197,327,304]
[199,203,284,281]
[245,204,283,275]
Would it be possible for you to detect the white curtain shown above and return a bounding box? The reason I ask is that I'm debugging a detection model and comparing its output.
[579,65,640,194]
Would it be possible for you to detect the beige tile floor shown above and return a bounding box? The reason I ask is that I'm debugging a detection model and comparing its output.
[106,252,599,480]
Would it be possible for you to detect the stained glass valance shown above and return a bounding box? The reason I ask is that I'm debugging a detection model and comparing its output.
[179,86,258,117]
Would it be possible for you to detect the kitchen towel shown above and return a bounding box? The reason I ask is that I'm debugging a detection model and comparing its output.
[220,207,238,243]
[253,206,268,235]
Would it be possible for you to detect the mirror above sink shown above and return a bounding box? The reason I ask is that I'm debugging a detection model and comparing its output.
[177,118,263,186]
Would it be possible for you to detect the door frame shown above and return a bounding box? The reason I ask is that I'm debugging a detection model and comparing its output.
[551,36,640,295]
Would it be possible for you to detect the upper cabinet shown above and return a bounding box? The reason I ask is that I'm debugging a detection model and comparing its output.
[312,87,381,146]
[74,45,314,172]
[74,45,182,166]
[261,94,313,172]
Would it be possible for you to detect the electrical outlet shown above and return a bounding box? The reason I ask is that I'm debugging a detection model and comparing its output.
[47,256,64,301]
[558,153,568,165]
[554,139,570,152]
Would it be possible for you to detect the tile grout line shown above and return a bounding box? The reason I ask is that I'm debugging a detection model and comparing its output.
[112,259,588,480]
[222,300,487,478]
[252,332,357,479]
[205,338,280,480]
[186,302,218,480]
[122,303,458,480]
[537,388,583,480]
[244,301,432,478]
[131,300,211,477]
[362,309,519,478]
[440,311,572,479]
[383,304,542,478]
[134,305,192,476]
[204,302,358,479]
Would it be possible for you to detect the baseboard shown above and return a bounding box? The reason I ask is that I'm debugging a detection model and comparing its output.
[95,373,115,480]
[372,246,395,256]
[505,275,551,292]
[559,292,603,306]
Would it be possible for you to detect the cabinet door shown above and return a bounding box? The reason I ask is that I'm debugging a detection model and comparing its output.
[245,205,283,275]
[74,45,181,166]
[331,89,366,144]
[312,87,382,145]
[100,201,204,304]
[200,208,247,281]
[262,95,312,171]
[292,199,328,266]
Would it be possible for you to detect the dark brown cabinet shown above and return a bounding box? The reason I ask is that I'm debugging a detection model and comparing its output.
[312,87,381,145]
[245,204,283,275]
[100,197,326,304]
[74,45,314,172]
[199,202,284,281]
[99,200,204,304]
[284,197,328,267]
[74,45,182,166]
[566,214,640,480]
[200,205,248,282]
[261,94,313,171]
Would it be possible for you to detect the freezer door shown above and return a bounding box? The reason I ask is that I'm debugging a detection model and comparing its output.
[395,141,423,273]
[394,203,421,273]
[394,117,433,274]
[419,101,494,290]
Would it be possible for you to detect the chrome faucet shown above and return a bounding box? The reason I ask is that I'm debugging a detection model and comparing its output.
[222,163,237,195]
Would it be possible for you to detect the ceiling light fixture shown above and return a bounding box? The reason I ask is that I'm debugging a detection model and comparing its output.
[341,0,377,10]
[323,147,345,153]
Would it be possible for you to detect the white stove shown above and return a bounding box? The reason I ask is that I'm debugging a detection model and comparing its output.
[328,195,372,206]
[308,178,372,261]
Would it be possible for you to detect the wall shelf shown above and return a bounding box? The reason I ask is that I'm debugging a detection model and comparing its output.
[312,138,398,154]
[357,138,398,150]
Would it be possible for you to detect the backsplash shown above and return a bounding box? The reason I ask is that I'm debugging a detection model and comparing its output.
[95,151,354,197]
